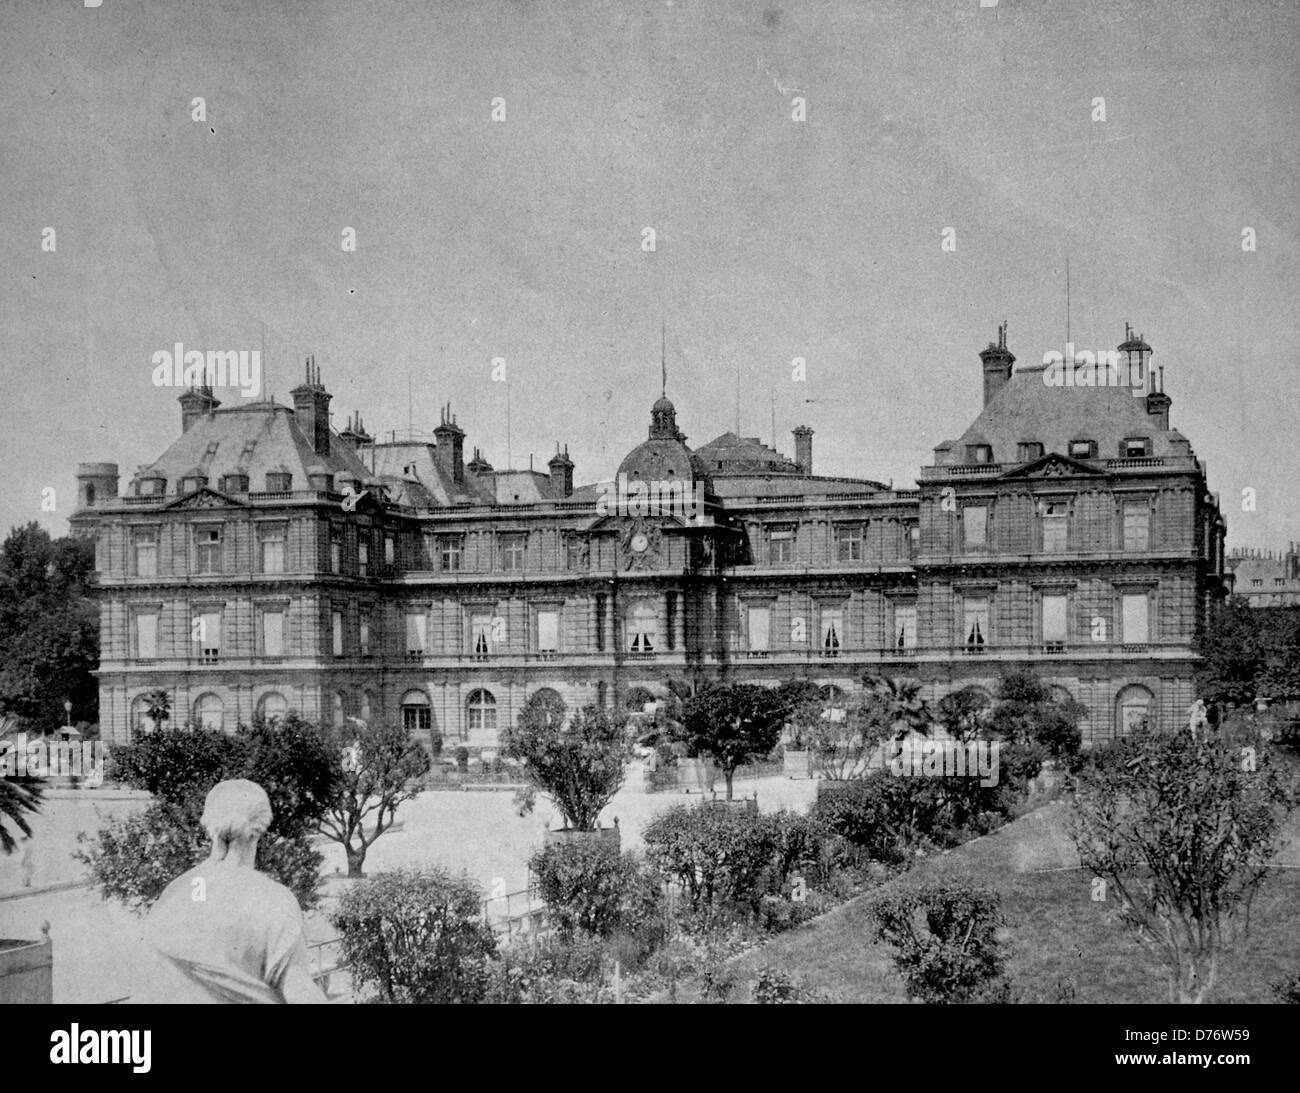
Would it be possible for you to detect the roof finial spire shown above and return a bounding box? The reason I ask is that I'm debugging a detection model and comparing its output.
[661,318,667,398]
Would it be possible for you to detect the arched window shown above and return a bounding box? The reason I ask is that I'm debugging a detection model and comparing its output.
[626,600,658,653]
[130,694,156,735]
[466,688,497,737]
[534,686,565,708]
[1115,684,1155,739]
[193,693,224,732]
[361,690,376,724]
[257,692,288,724]
[401,689,431,736]
[623,685,656,711]
[333,691,347,727]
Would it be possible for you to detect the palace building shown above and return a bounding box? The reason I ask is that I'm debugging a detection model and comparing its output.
[71,325,1230,749]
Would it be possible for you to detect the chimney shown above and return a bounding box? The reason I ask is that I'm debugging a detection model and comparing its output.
[548,444,575,498]
[1145,362,1171,431]
[468,446,493,476]
[792,425,814,475]
[339,411,373,452]
[179,386,221,433]
[290,356,332,456]
[76,462,119,508]
[433,402,466,485]
[978,321,1015,407]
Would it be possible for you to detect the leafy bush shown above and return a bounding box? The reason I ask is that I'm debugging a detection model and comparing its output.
[868,881,1006,1004]
[485,934,614,1004]
[331,868,497,1003]
[643,806,835,925]
[76,801,322,912]
[752,966,822,1004]
[529,840,664,955]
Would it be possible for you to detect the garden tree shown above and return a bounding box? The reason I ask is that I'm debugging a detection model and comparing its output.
[331,868,497,1003]
[80,717,334,910]
[1196,600,1300,711]
[142,689,171,732]
[502,693,633,830]
[985,669,1086,769]
[1070,727,1296,1004]
[862,675,932,739]
[774,679,825,751]
[0,524,99,732]
[0,776,43,855]
[935,686,993,742]
[682,682,787,799]
[316,718,431,877]
[868,882,1007,1003]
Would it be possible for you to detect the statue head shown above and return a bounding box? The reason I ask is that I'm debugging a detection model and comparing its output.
[201,779,273,861]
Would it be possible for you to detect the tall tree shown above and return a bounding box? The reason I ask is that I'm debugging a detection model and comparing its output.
[0,524,99,732]
[1071,727,1295,1003]
[316,718,431,876]
[503,693,632,830]
[682,683,786,799]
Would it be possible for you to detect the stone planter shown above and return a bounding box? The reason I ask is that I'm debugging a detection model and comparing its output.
[544,826,621,854]
[702,795,759,815]
[783,750,811,779]
[0,938,52,1004]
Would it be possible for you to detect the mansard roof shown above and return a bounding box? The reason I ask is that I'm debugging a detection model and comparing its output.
[934,363,1195,467]
[136,403,370,491]
[694,433,802,475]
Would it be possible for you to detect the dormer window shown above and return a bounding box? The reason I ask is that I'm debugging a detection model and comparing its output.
[221,473,249,494]
[138,476,165,497]
[266,472,293,492]
[181,475,207,494]
[1121,437,1152,459]
[966,444,993,464]
[1017,441,1044,462]
[1069,439,1097,460]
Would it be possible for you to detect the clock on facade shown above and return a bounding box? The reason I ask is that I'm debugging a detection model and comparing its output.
[630,533,649,553]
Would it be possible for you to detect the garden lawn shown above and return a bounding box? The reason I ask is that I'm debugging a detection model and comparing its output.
[721,799,1300,1004]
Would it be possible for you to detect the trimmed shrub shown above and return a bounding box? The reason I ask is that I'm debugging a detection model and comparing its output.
[867,881,1006,1004]
[331,868,496,1004]
[529,839,665,955]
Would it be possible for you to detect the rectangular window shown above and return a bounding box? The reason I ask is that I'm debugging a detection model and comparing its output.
[747,605,771,652]
[330,528,342,574]
[1069,440,1096,459]
[197,610,221,662]
[405,612,427,659]
[359,613,371,656]
[1017,441,1044,462]
[962,597,989,653]
[835,524,864,562]
[384,535,395,566]
[963,505,988,550]
[195,527,222,574]
[132,532,157,577]
[769,527,794,565]
[358,539,369,577]
[471,613,493,658]
[537,609,559,653]
[262,610,284,657]
[422,533,437,570]
[440,535,464,572]
[1041,502,1068,552]
[1123,437,1150,459]
[1041,593,1068,649]
[332,610,344,656]
[627,601,658,653]
[595,594,607,652]
[499,533,526,571]
[893,602,917,651]
[259,526,285,574]
[133,612,157,659]
[665,593,677,651]
[820,606,843,657]
[1122,592,1149,644]
[1123,503,1150,551]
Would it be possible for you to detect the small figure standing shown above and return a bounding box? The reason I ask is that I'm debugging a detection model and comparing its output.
[1188,698,1209,740]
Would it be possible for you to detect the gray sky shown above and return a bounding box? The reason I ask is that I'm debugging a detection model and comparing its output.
[3,0,1297,548]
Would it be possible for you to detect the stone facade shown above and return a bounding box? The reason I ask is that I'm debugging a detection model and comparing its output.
[71,325,1229,749]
